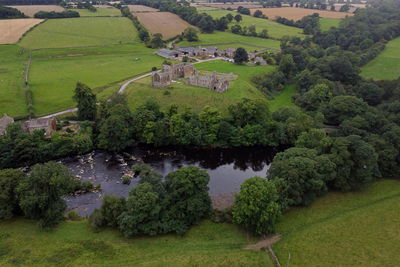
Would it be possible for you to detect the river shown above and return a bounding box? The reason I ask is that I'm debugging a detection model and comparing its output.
[63,146,280,216]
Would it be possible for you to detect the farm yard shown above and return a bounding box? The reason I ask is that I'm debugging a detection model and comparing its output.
[361,37,400,80]
[19,17,139,49]
[6,5,64,17]
[127,4,159,12]
[134,12,195,39]
[274,179,400,266]
[204,9,305,39]
[0,19,43,44]
[74,7,121,17]
[251,7,353,21]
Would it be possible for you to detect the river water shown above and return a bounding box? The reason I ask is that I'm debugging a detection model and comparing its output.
[63,146,279,216]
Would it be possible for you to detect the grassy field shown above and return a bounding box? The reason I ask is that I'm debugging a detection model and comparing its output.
[74,8,121,17]
[268,84,297,112]
[126,60,274,114]
[274,179,400,266]
[19,17,139,49]
[0,220,272,266]
[320,18,341,31]
[361,37,400,80]
[29,44,164,115]
[178,31,281,51]
[0,45,29,117]
[205,10,304,39]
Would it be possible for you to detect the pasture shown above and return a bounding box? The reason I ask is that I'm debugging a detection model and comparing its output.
[126,60,274,114]
[320,18,341,31]
[19,17,139,49]
[197,2,263,10]
[0,45,29,117]
[205,10,304,39]
[134,12,194,39]
[0,19,43,44]
[6,5,64,17]
[178,31,281,51]
[0,220,273,266]
[361,37,400,80]
[127,4,159,12]
[251,7,353,21]
[274,179,400,266]
[28,44,164,115]
[74,7,121,17]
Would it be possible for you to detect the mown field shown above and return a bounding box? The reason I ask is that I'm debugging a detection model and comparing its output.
[7,5,64,17]
[29,44,164,115]
[251,7,353,21]
[0,19,43,44]
[0,220,273,266]
[320,18,341,31]
[134,12,194,39]
[19,17,139,49]
[126,60,274,114]
[361,37,400,80]
[274,179,400,266]
[74,7,121,17]
[205,10,304,39]
[178,31,281,51]
[0,45,29,117]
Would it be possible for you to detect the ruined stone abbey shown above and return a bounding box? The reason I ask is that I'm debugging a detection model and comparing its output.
[151,63,232,93]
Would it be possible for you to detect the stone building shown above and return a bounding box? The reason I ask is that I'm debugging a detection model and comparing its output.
[21,117,57,136]
[0,114,14,136]
[152,63,194,88]
[254,56,267,65]
[187,70,232,93]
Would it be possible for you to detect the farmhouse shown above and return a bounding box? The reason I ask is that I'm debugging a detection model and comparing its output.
[0,114,14,136]
[21,117,57,136]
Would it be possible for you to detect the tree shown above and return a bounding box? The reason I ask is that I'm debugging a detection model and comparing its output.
[323,96,368,125]
[99,195,126,228]
[17,162,76,228]
[226,13,233,22]
[163,167,211,234]
[73,82,96,121]
[253,10,263,18]
[278,54,297,79]
[98,114,133,152]
[232,177,281,235]
[248,25,257,37]
[234,14,242,23]
[183,27,199,42]
[229,98,270,127]
[118,182,162,237]
[268,148,336,207]
[233,47,248,64]
[147,33,165,48]
[0,169,26,219]
[231,24,242,34]
[138,28,150,42]
[295,129,332,154]
[259,29,269,38]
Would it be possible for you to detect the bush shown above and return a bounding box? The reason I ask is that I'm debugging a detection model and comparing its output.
[88,209,105,232]
[66,211,82,221]
[121,176,131,185]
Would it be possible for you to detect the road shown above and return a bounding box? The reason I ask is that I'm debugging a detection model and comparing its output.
[39,57,223,119]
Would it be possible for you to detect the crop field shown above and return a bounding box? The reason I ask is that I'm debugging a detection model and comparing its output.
[7,5,64,17]
[197,2,263,10]
[0,19,43,44]
[0,220,273,266]
[134,12,194,39]
[126,61,274,114]
[205,10,304,39]
[361,37,400,80]
[274,179,400,266]
[251,7,353,21]
[28,44,164,115]
[127,4,159,12]
[19,17,139,49]
[0,45,29,117]
[320,18,341,31]
[74,7,121,17]
[178,31,281,51]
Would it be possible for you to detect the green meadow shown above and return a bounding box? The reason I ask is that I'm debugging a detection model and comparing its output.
[29,44,164,115]
[19,17,139,49]
[178,31,281,50]
[361,37,400,80]
[204,10,305,39]
[268,84,297,112]
[126,60,274,114]
[274,179,400,266]
[320,17,341,31]
[0,45,29,117]
[0,220,273,266]
[74,7,121,17]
